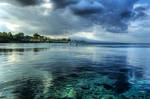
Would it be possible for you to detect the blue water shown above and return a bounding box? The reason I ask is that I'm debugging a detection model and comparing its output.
[0,43,150,99]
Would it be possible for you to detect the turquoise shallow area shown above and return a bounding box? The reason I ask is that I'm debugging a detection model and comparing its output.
[46,71,150,99]
[0,43,150,99]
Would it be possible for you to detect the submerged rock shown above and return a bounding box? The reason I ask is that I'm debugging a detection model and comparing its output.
[114,81,131,94]
[101,84,113,90]
[81,85,90,90]
[62,98,73,99]
[113,74,131,94]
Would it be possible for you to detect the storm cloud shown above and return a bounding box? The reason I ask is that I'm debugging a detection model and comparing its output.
[51,0,147,33]
[0,0,150,43]
[14,0,148,33]
[16,0,44,6]
[2,0,148,33]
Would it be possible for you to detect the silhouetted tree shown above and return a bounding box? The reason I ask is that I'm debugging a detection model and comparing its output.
[13,33,24,41]
[33,33,40,39]
[8,32,13,40]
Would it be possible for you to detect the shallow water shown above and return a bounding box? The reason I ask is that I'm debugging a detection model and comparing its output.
[0,43,150,99]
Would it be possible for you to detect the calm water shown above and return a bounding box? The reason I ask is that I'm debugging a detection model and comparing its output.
[0,43,150,99]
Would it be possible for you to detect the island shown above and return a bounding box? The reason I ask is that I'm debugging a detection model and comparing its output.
[0,32,70,43]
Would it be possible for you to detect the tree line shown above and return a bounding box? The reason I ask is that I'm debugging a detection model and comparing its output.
[0,32,70,43]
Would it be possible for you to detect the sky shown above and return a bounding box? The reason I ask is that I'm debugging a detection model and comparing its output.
[0,0,150,43]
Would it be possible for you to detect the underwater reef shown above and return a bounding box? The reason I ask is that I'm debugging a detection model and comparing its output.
[42,71,150,99]
[1,71,150,99]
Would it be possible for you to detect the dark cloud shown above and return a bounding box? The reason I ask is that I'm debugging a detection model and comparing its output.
[52,0,78,8]
[16,0,43,6]
[120,11,132,18]
[70,0,104,15]
[1,0,149,35]
[11,0,149,33]
[51,0,141,33]
[133,5,149,19]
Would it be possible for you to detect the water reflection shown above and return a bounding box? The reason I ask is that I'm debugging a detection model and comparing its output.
[0,43,150,99]
[0,48,50,53]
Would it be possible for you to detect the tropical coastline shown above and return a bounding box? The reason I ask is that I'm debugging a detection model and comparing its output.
[0,32,70,43]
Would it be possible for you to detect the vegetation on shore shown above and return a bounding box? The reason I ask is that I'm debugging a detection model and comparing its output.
[0,32,70,43]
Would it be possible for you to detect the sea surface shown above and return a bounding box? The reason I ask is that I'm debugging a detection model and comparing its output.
[0,43,150,99]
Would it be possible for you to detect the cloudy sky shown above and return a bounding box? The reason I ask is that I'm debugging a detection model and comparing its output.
[0,0,150,43]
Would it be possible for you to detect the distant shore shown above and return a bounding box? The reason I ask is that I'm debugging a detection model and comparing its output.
[0,32,70,43]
